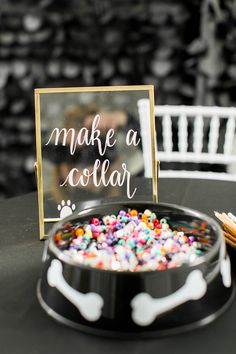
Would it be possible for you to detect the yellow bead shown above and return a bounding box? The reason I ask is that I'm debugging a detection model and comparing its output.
[75,228,84,237]
[160,247,167,254]
[146,222,153,229]
[130,209,138,216]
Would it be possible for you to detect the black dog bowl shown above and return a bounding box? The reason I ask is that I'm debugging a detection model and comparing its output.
[37,202,234,338]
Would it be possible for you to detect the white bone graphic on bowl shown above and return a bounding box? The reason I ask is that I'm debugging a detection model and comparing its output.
[131,269,207,326]
[47,259,104,321]
[219,240,231,288]
[220,255,231,288]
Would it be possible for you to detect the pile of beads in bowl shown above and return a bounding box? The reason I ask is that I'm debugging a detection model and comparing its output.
[54,209,213,272]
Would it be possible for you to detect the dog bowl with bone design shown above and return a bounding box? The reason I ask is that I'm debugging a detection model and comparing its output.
[37,201,234,338]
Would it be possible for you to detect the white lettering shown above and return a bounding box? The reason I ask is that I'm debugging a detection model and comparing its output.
[60,159,137,199]
[45,114,116,156]
[126,129,140,146]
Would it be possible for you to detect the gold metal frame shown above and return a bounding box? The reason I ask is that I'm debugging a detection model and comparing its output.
[34,85,157,240]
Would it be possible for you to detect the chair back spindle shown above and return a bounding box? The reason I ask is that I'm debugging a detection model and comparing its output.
[208,115,220,155]
[178,114,188,153]
[193,114,204,154]
[224,116,236,155]
[163,114,173,153]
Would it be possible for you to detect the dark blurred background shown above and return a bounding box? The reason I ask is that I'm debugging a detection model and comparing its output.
[1,0,236,199]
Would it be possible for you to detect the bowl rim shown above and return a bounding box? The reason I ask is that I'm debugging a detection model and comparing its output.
[47,201,223,275]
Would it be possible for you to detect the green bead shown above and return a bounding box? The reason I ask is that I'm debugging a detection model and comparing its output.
[83,234,90,241]
[160,218,167,224]
[118,239,125,245]
[127,239,136,248]
[61,232,73,239]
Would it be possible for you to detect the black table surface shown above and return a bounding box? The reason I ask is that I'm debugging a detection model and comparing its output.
[1,178,236,354]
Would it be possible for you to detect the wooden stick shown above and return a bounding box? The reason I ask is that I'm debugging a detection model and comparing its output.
[223,223,236,237]
[228,212,236,223]
[224,231,236,243]
[214,211,227,224]
[215,211,235,227]
[224,234,236,249]
[215,211,236,236]
[222,213,236,228]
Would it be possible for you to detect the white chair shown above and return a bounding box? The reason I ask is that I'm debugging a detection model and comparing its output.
[138,100,236,181]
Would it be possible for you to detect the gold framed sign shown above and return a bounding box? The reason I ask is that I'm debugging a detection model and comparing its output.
[35,85,157,239]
